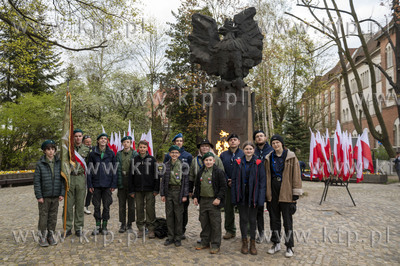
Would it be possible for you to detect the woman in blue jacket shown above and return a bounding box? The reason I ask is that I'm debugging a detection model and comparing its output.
[231,141,266,255]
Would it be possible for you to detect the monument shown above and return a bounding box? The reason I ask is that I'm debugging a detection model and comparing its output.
[188,7,264,150]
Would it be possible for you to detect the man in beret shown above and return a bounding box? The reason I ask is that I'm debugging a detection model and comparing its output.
[219,133,244,240]
[253,129,273,243]
[163,133,193,239]
[64,129,90,237]
[87,133,117,235]
[116,136,138,233]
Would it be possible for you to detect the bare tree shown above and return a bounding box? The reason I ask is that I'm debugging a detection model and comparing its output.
[287,0,396,157]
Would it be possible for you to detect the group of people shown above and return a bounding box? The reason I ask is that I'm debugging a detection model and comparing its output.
[33,129,302,257]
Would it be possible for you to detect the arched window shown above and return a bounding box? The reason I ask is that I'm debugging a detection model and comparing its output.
[352,130,358,137]
[375,125,382,148]
[386,44,393,69]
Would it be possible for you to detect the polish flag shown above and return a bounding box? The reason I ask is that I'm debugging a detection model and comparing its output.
[324,129,332,162]
[146,129,154,156]
[360,129,374,173]
[309,130,317,180]
[333,121,343,177]
[127,121,135,150]
[353,135,363,182]
[118,131,122,152]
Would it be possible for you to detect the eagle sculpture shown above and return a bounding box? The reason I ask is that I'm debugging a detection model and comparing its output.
[188,7,264,90]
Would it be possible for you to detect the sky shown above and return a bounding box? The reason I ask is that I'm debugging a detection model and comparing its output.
[141,0,391,46]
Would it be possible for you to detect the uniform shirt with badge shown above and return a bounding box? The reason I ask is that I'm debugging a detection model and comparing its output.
[199,166,214,198]
[169,160,183,186]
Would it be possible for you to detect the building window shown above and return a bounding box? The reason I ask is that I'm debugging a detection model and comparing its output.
[386,44,393,69]
[395,118,400,147]
[350,78,357,93]
[375,64,382,82]
[331,89,335,104]
[360,70,369,89]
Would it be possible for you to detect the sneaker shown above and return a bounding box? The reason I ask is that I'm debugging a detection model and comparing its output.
[267,243,281,254]
[137,231,143,238]
[119,225,126,233]
[47,235,57,246]
[84,207,91,214]
[174,240,182,247]
[164,239,174,246]
[210,247,220,254]
[148,231,155,239]
[285,247,294,258]
[39,237,49,247]
[223,232,235,240]
[197,239,202,244]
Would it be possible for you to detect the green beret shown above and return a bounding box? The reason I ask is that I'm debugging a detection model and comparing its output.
[73,129,83,134]
[168,145,180,152]
[97,133,109,140]
[121,136,133,143]
[202,152,215,161]
[41,139,55,150]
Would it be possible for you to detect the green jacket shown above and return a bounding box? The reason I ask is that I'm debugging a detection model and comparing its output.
[34,155,65,199]
[189,152,225,193]
[117,148,138,189]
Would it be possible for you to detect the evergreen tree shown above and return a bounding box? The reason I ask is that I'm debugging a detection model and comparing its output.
[283,106,310,161]
[0,6,61,102]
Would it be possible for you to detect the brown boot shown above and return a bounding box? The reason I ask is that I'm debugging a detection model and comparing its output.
[250,239,257,255]
[241,239,248,254]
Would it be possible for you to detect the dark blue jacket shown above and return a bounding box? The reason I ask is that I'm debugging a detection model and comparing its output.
[220,148,244,181]
[231,155,266,207]
[255,143,273,161]
[87,146,117,189]
[163,146,193,166]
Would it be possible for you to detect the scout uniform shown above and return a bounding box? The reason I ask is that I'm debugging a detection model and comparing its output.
[194,152,227,254]
[64,129,90,236]
[160,145,189,246]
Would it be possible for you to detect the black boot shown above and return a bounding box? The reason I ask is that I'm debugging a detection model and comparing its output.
[92,220,101,235]
[119,224,126,233]
[101,220,108,235]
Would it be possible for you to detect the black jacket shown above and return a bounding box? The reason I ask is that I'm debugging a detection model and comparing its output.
[87,146,117,188]
[160,159,189,203]
[34,155,65,199]
[128,153,160,194]
[193,166,227,208]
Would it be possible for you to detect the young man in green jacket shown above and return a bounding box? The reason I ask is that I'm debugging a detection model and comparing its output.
[34,140,65,247]
[116,136,138,233]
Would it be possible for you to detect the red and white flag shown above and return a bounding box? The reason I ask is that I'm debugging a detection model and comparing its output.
[360,129,374,173]
[127,120,135,150]
[353,135,363,182]
[333,121,343,177]
[74,150,87,175]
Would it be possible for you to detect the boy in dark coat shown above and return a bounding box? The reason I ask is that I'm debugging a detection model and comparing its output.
[117,136,138,233]
[160,145,189,247]
[193,152,226,254]
[87,133,117,235]
[128,140,159,238]
[34,140,65,247]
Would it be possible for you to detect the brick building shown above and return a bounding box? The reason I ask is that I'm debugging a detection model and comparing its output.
[300,24,398,151]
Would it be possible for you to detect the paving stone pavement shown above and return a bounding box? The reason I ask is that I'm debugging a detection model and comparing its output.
[0,181,399,265]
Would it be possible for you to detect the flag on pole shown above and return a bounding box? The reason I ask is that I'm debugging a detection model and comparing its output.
[353,134,363,182]
[60,91,76,236]
[333,121,343,177]
[146,129,153,156]
[360,129,374,173]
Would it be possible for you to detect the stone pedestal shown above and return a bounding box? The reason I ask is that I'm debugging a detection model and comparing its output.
[206,87,254,146]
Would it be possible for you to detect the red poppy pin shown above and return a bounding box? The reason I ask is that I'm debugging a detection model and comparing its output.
[236,158,241,165]
[256,159,262,165]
